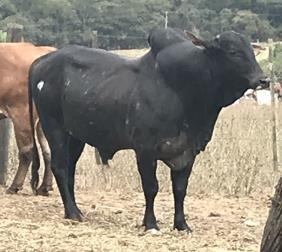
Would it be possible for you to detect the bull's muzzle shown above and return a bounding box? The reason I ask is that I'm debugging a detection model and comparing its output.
[256,77,270,90]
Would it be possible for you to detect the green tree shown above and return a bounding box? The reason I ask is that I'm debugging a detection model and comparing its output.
[0,0,280,48]
[232,10,274,41]
[0,0,17,19]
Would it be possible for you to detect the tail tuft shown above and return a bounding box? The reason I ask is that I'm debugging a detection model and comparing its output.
[28,65,41,194]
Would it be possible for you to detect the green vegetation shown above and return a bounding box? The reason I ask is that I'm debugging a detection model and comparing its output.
[0,0,281,48]
[0,30,7,41]
[260,44,282,81]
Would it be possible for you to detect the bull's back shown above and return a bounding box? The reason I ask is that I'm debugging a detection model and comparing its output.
[31,46,137,145]
[31,46,184,150]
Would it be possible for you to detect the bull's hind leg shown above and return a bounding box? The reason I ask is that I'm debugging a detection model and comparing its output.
[170,160,194,233]
[136,153,159,231]
[67,137,85,205]
[39,116,83,220]
[6,112,33,194]
[35,122,53,196]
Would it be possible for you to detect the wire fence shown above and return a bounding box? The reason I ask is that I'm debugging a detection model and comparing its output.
[1,6,281,49]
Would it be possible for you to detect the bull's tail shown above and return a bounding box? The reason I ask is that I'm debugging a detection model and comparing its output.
[28,67,40,193]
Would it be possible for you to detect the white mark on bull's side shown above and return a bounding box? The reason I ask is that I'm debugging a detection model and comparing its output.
[68,130,73,136]
[216,34,220,39]
[154,62,159,70]
[125,118,130,125]
[89,121,94,125]
[84,90,88,95]
[65,80,71,86]
[136,102,140,110]
[166,141,171,146]
[102,71,106,77]
[82,73,87,79]
[37,81,44,91]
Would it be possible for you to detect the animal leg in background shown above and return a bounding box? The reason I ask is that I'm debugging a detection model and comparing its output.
[6,106,33,194]
[35,122,53,196]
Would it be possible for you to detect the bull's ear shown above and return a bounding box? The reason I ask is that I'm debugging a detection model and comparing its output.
[184,30,217,49]
[251,43,264,50]
[184,31,205,47]
[251,43,266,51]
[251,43,265,56]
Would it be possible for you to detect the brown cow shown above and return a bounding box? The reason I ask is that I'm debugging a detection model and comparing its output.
[0,43,56,195]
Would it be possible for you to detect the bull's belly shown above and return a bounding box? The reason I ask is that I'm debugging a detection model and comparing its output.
[61,88,190,160]
[63,110,131,151]
[63,108,195,169]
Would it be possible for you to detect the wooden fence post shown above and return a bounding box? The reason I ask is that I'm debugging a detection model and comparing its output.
[0,119,10,185]
[6,23,24,42]
[0,23,23,185]
[91,30,98,48]
[268,42,279,172]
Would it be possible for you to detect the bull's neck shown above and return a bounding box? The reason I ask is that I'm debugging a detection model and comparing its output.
[206,51,248,108]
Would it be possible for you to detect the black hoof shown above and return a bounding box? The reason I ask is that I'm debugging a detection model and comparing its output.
[143,221,159,231]
[65,208,84,222]
[173,222,192,233]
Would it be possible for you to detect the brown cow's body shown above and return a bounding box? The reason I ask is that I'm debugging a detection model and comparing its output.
[0,43,55,195]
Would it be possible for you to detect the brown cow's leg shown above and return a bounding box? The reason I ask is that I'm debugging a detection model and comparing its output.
[35,122,53,196]
[6,116,33,194]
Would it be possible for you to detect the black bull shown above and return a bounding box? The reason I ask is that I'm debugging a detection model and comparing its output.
[28,28,268,232]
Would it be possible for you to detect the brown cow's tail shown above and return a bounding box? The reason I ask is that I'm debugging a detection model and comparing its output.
[28,66,40,193]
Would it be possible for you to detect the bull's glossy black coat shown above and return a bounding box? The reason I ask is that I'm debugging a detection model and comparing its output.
[29,28,267,232]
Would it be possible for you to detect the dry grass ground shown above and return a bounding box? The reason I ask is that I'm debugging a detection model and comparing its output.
[1,49,281,251]
[2,101,280,252]
[0,187,270,252]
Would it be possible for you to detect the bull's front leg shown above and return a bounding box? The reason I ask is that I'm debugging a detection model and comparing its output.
[136,154,159,231]
[170,160,194,233]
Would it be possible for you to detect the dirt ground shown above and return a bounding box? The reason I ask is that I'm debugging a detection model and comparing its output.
[0,187,270,252]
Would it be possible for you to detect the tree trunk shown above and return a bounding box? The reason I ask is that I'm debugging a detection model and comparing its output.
[260,177,282,252]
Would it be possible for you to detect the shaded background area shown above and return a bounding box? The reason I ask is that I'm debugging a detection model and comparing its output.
[0,0,281,49]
